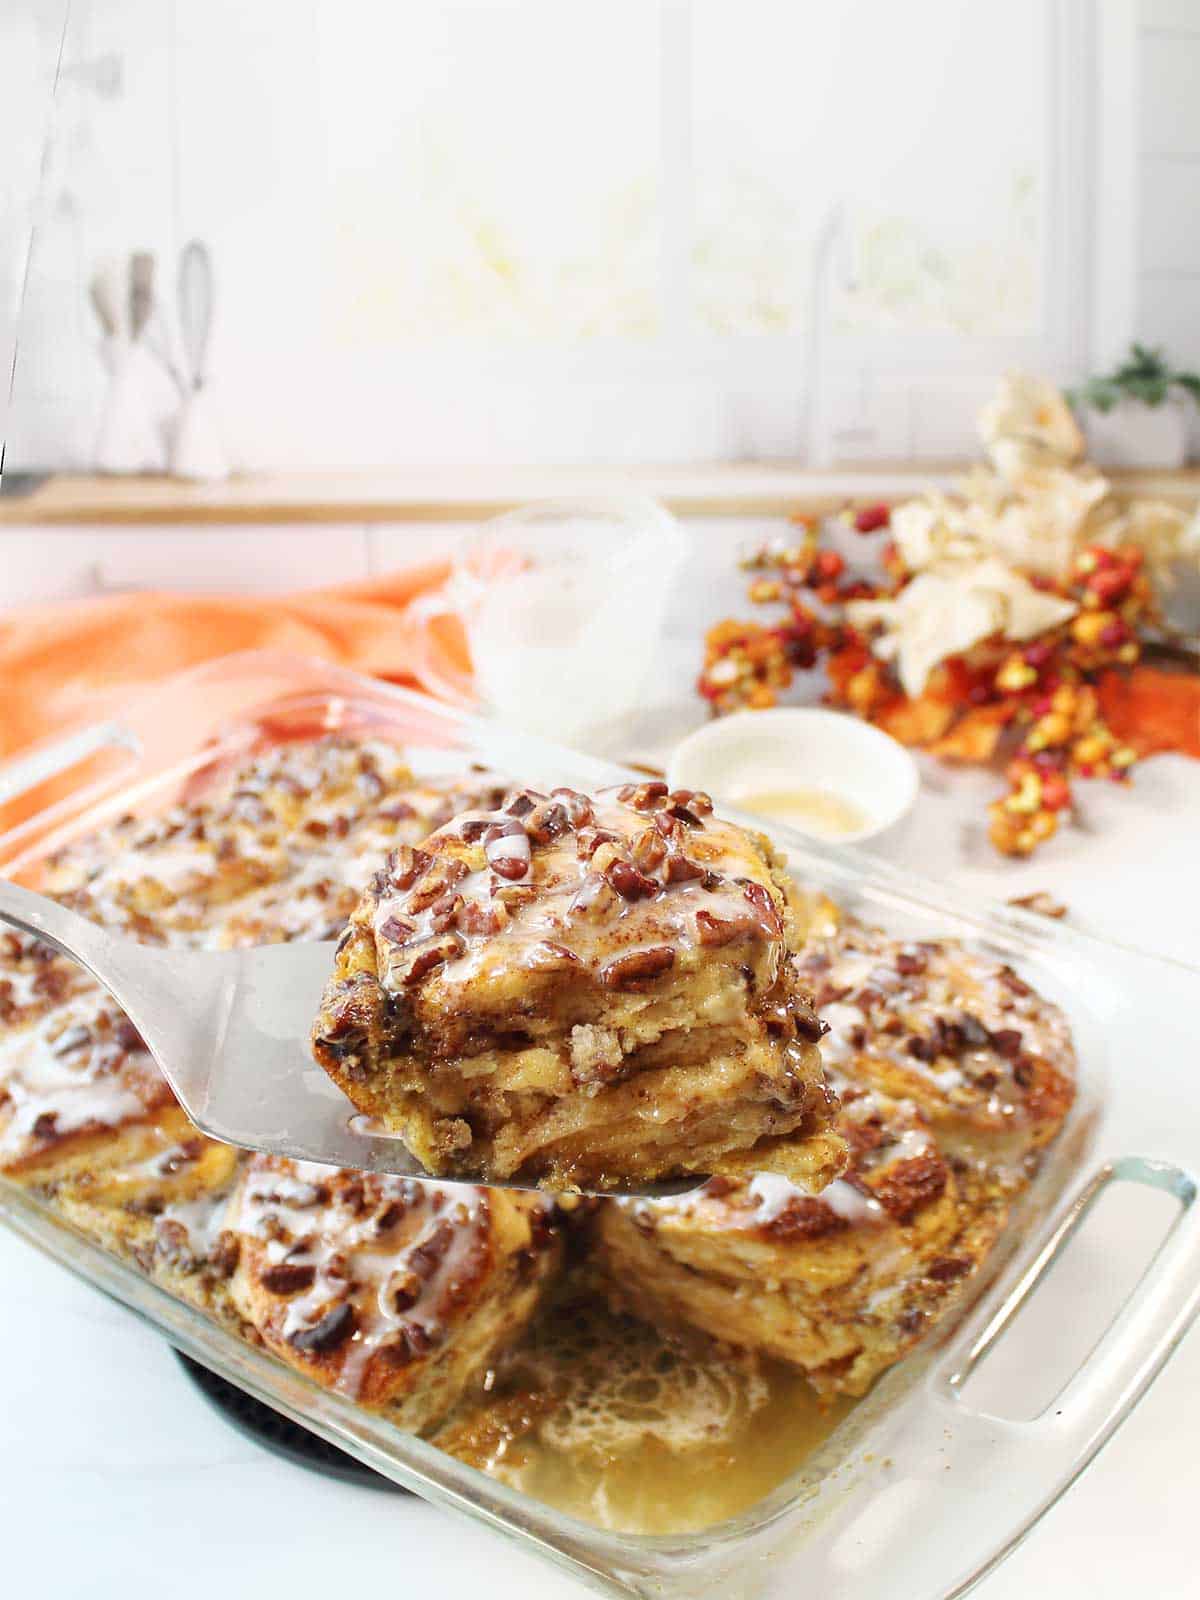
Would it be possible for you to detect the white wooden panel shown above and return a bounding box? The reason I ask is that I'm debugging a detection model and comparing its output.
[1137,272,1200,366]
[1140,35,1200,153]
[908,379,997,461]
[1140,158,1200,273]
[89,525,369,594]
[0,530,105,606]
[0,523,370,605]
[1140,0,1200,34]
[366,523,475,577]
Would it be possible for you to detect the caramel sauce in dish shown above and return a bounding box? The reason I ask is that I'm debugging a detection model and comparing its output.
[438,1292,854,1535]
[729,786,868,840]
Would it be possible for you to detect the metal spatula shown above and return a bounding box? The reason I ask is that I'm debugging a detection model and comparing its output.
[0,880,698,1199]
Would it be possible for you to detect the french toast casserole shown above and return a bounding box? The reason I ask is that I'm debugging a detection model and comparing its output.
[312,780,844,1190]
[0,733,1077,1517]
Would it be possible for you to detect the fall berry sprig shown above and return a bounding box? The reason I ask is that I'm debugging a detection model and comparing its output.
[697,507,1157,858]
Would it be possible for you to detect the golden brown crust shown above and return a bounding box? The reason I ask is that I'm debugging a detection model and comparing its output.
[313,782,842,1189]
[597,1087,1006,1398]
[227,1157,562,1429]
[596,925,1078,1399]
[50,1106,246,1326]
[2,740,555,1433]
[795,927,1076,1163]
[41,737,508,950]
[0,955,174,1181]
[0,730,1079,1450]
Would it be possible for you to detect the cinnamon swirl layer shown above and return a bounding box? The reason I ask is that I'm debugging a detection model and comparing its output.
[227,1157,563,1431]
[596,928,1076,1399]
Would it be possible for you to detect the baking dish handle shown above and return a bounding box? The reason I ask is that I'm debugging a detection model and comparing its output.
[941,1156,1200,1444]
[0,718,140,810]
[804,1162,1200,1600]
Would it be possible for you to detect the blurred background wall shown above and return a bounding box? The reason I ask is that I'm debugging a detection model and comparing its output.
[3,0,1198,470]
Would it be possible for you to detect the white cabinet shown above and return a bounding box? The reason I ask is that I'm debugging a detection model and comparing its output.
[0,524,372,605]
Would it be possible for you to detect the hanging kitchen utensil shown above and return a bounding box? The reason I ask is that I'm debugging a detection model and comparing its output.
[170,238,228,480]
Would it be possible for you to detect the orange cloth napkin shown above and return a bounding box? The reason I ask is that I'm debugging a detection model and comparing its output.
[1098,665,1200,760]
[0,562,475,829]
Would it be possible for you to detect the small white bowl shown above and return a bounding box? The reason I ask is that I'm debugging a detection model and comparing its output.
[667,708,919,847]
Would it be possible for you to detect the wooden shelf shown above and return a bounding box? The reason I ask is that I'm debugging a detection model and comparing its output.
[2,463,1198,526]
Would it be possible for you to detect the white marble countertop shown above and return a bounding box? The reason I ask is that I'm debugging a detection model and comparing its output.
[4,571,1199,1597]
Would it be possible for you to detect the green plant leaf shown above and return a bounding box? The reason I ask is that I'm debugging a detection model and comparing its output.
[1079,377,1119,412]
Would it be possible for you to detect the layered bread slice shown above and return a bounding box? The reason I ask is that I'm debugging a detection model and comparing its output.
[312,781,844,1192]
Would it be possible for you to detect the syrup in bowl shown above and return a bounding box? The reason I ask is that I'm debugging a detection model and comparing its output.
[729,785,869,841]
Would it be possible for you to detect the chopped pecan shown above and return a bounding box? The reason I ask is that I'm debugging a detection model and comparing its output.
[379,799,417,822]
[761,1196,848,1242]
[663,852,704,884]
[600,945,675,988]
[741,880,783,938]
[606,860,658,900]
[577,826,621,859]
[1012,1054,1037,1088]
[290,1301,356,1354]
[408,1219,455,1278]
[550,788,594,827]
[378,1322,436,1366]
[484,821,531,878]
[260,1261,317,1295]
[791,1001,829,1043]
[385,1269,422,1313]
[52,1024,92,1057]
[618,781,668,811]
[653,809,681,841]
[525,941,583,972]
[569,874,619,921]
[210,1231,241,1278]
[989,1027,1023,1058]
[387,845,431,892]
[408,856,469,911]
[631,827,666,872]
[388,932,465,986]
[927,1255,972,1283]
[456,815,493,841]
[526,801,571,844]
[695,908,753,947]
[489,855,529,881]
[379,914,416,946]
[873,1150,946,1223]
[998,965,1032,998]
[458,899,507,937]
[670,788,713,815]
[428,893,464,934]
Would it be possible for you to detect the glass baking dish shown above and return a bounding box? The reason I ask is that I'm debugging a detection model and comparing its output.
[2,648,1199,1600]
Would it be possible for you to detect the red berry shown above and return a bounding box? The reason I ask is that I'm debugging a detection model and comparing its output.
[1099,620,1128,649]
[854,503,890,534]
[1088,567,1130,605]
[1024,639,1055,670]
[1040,773,1071,811]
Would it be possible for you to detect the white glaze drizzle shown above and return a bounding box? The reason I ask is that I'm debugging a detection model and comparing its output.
[229,1159,505,1399]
